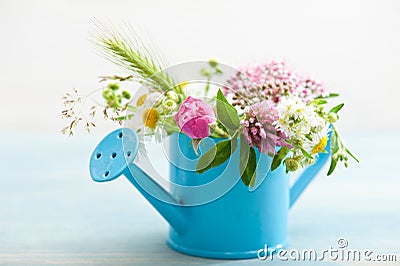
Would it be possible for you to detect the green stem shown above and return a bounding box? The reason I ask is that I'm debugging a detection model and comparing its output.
[331,124,359,162]
[204,77,211,96]
[210,125,229,138]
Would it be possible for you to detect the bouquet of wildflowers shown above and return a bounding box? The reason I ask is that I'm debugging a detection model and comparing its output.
[62,24,358,187]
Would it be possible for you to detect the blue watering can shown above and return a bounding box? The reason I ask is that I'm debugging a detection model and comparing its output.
[89,128,330,259]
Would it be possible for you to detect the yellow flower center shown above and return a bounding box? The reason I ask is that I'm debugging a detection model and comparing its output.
[142,108,159,129]
[312,136,328,154]
[136,94,147,106]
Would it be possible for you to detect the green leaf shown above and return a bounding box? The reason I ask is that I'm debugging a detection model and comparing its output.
[239,134,250,175]
[239,141,257,187]
[113,114,134,121]
[196,137,237,174]
[216,89,240,133]
[329,103,344,114]
[316,93,340,99]
[327,130,339,175]
[345,148,360,163]
[307,99,327,106]
[330,130,340,154]
[301,148,313,160]
[327,156,338,176]
[271,146,290,171]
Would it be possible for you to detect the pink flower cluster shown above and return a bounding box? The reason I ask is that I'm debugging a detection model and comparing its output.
[240,101,290,155]
[174,96,216,139]
[225,60,328,104]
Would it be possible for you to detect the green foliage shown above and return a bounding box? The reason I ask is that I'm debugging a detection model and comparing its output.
[196,137,238,174]
[301,148,313,160]
[216,89,240,135]
[69,22,358,180]
[271,146,290,171]
[315,93,340,99]
[93,21,178,94]
[161,117,181,135]
[345,147,359,162]
[208,59,219,68]
[122,90,131,99]
[102,83,131,110]
[307,99,327,106]
[239,135,257,187]
[284,157,300,172]
[327,125,359,176]
[108,83,119,91]
[327,130,339,175]
[329,103,344,114]
[200,59,223,96]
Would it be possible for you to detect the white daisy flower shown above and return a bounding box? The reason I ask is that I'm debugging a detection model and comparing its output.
[126,92,163,132]
[304,126,330,155]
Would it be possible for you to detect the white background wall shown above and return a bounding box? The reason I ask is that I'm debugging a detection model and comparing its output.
[1,0,399,134]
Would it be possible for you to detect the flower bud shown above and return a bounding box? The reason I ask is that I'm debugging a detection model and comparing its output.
[200,69,211,77]
[108,99,118,108]
[166,91,179,102]
[174,96,216,139]
[285,158,300,172]
[122,90,131,100]
[208,59,219,67]
[108,83,119,91]
[103,89,115,100]
[162,99,177,112]
[292,139,304,147]
[209,122,217,131]
[305,158,315,165]
[328,112,339,123]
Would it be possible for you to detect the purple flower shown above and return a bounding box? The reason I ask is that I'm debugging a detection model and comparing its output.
[174,96,216,139]
[241,101,290,155]
[225,60,328,106]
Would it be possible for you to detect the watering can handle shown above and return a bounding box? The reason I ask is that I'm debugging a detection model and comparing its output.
[289,147,331,208]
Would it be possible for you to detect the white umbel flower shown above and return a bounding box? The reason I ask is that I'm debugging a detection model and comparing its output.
[275,95,324,138]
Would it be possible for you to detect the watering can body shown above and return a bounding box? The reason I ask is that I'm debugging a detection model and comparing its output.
[89,128,330,259]
[166,133,289,258]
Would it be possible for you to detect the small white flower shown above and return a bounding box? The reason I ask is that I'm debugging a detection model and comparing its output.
[304,126,331,155]
[126,91,164,132]
[275,95,312,137]
[274,94,329,160]
[135,92,162,107]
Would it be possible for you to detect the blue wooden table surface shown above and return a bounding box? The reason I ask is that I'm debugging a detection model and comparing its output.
[0,132,399,265]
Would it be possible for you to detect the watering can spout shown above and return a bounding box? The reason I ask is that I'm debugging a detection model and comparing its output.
[89,128,188,235]
[289,137,331,208]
